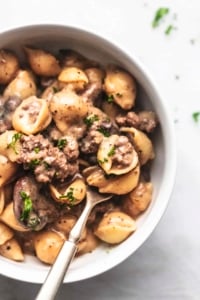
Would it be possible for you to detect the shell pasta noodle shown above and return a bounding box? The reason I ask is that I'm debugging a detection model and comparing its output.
[0,46,158,265]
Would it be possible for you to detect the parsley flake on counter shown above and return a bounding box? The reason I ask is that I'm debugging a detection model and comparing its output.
[20,191,33,221]
[165,24,176,35]
[7,132,22,154]
[192,112,200,123]
[152,7,169,28]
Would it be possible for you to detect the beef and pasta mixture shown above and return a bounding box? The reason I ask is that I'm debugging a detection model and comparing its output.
[0,47,158,264]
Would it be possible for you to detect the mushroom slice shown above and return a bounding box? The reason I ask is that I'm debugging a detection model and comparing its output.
[12,96,52,135]
[13,176,58,231]
[103,66,136,110]
[0,49,19,84]
[97,134,138,175]
[0,238,24,261]
[121,127,155,165]
[83,164,140,195]
[24,47,61,77]
[3,70,37,100]
[49,178,86,205]
[0,222,14,245]
[0,155,18,187]
[49,86,88,137]
[58,67,88,90]
[95,211,136,244]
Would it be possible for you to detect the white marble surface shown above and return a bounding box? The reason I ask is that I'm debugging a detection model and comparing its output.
[0,1,200,299]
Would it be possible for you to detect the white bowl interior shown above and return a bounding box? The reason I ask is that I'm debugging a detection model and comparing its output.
[0,25,176,283]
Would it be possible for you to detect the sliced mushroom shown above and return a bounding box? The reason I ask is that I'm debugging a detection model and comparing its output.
[49,178,86,205]
[103,66,136,110]
[83,164,140,195]
[0,49,19,84]
[97,134,138,175]
[24,46,61,77]
[121,127,155,165]
[3,70,37,100]
[13,176,59,231]
[12,96,52,135]
[95,211,136,244]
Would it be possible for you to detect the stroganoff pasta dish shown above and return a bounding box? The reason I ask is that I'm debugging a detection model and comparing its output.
[0,47,158,264]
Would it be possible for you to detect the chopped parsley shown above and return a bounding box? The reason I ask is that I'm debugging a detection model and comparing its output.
[34,147,40,154]
[7,133,22,154]
[20,191,33,221]
[165,24,175,35]
[192,112,200,123]
[152,7,169,28]
[29,159,41,169]
[59,187,76,204]
[84,114,99,127]
[52,86,59,93]
[107,94,114,103]
[97,127,110,137]
[107,146,116,157]
[98,158,108,164]
[57,138,68,150]
[43,161,51,169]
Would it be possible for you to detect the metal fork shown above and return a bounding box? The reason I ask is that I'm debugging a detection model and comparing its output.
[36,187,112,300]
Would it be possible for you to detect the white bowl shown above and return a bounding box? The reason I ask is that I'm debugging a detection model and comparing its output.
[0,24,176,283]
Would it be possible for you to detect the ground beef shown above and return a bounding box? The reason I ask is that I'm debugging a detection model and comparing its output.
[116,110,158,133]
[63,136,79,161]
[112,135,134,168]
[17,134,79,183]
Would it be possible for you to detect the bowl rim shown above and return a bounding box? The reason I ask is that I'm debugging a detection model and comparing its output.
[0,24,176,284]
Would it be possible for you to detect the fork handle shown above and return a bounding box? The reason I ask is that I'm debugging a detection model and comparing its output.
[36,240,77,300]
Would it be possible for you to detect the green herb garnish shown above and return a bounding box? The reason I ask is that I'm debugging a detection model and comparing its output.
[98,158,108,164]
[97,127,110,137]
[192,112,200,123]
[29,159,41,169]
[34,147,40,154]
[43,161,50,169]
[84,114,99,127]
[152,7,169,28]
[7,133,22,154]
[165,24,175,35]
[57,138,68,150]
[20,191,33,221]
[107,146,116,157]
[52,86,59,93]
[107,94,114,103]
[59,187,75,204]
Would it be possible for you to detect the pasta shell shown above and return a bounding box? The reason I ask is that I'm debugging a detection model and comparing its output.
[95,211,136,244]
[0,49,19,84]
[0,130,22,162]
[0,155,18,187]
[24,47,61,77]
[121,127,155,165]
[58,67,88,90]
[84,164,140,195]
[12,96,52,135]
[49,178,86,205]
[97,134,138,175]
[3,70,36,100]
[0,188,5,215]
[0,222,14,245]
[0,238,24,261]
